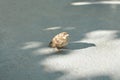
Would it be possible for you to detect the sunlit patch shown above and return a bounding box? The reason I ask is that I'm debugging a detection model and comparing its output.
[80,30,119,43]
[43,26,61,31]
[21,41,43,49]
[40,48,120,79]
[71,1,120,6]
[71,2,92,5]
[85,30,118,39]
[33,47,56,55]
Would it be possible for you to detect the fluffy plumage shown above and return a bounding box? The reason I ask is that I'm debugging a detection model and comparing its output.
[49,32,69,50]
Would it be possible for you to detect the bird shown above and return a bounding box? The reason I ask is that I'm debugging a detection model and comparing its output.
[49,32,69,51]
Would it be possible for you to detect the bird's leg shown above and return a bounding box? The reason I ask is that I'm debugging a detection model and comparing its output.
[55,48,61,52]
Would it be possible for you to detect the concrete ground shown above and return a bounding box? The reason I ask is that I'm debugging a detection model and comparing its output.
[0,0,120,80]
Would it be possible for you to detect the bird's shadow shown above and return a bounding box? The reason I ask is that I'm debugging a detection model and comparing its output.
[50,42,96,55]
[67,42,96,50]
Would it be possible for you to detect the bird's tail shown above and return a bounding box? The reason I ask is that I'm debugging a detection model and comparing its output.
[48,41,52,47]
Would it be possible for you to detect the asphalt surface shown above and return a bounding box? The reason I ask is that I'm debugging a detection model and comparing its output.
[0,0,120,80]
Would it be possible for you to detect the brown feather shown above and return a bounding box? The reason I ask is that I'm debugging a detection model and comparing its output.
[49,32,69,49]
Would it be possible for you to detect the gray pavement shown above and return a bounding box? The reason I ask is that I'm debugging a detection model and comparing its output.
[0,0,120,80]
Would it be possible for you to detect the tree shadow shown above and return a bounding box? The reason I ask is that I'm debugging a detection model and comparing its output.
[77,75,112,80]
[116,31,120,39]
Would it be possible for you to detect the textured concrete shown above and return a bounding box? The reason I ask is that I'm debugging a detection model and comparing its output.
[0,0,120,80]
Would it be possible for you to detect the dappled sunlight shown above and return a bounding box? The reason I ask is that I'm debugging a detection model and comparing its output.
[19,30,120,80]
[33,47,56,55]
[71,1,120,6]
[21,41,43,50]
[43,26,75,31]
[80,30,120,44]
[21,41,59,55]
[40,30,120,80]
[71,0,119,12]
[43,26,61,31]
[2,0,120,80]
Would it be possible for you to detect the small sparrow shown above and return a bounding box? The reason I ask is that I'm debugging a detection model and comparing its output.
[49,32,69,51]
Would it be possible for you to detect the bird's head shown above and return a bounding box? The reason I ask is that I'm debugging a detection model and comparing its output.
[60,32,69,39]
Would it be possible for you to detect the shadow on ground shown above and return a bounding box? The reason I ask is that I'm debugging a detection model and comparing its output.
[68,42,96,50]
[77,75,113,80]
